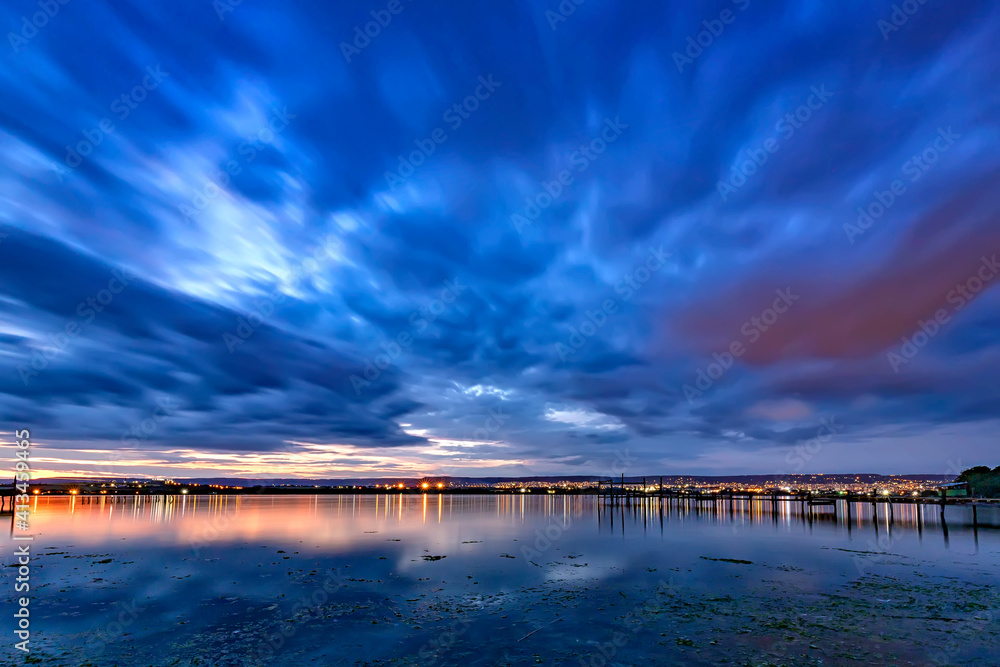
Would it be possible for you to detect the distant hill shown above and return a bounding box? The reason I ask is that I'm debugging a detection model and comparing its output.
[28,473,957,486]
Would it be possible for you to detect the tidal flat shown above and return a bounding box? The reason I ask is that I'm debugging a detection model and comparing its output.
[5,494,999,666]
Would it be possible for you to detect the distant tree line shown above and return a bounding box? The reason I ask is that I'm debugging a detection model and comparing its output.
[955,466,1000,498]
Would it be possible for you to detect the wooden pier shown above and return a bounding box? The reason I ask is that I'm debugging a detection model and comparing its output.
[594,477,994,528]
[0,485,15,514]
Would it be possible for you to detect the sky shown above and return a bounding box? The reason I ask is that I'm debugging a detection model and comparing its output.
[1,0,999,480]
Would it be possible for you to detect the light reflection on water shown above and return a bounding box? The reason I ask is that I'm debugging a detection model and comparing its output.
[15,493,998,574]
[22,492,996,542]
[8,494,1000,666]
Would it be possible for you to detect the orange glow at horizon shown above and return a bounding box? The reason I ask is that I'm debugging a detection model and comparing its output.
[12,439,527,481]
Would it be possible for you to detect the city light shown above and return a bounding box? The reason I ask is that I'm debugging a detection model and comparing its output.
[422,483,429,489]
[437,483,444,489]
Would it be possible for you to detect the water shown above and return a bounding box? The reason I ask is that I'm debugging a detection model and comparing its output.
[5,494,999,666]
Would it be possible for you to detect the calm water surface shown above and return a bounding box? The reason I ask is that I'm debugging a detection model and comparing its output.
[5,494,999,666]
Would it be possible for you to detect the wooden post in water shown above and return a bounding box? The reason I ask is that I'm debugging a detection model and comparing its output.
[846,493,853,535]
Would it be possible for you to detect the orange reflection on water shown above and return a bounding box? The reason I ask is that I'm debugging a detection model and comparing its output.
[19,494,593,549]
